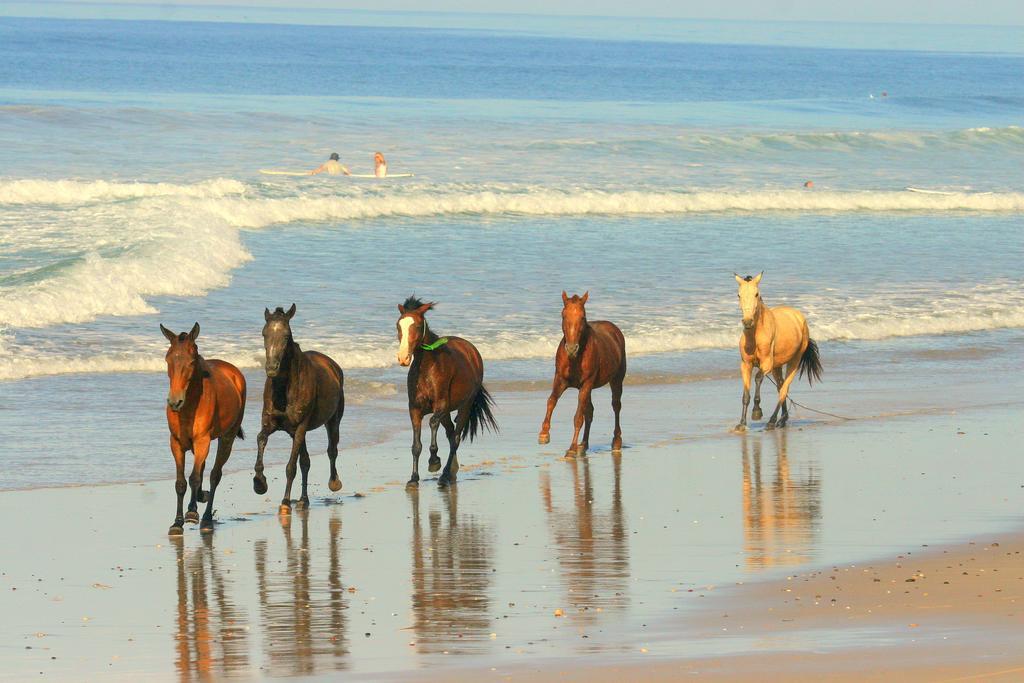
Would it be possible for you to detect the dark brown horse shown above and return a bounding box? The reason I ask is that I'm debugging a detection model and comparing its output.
[161,323,246,534]
[252,304,345,514]
[538,292,626,456]
[396,297,497,487]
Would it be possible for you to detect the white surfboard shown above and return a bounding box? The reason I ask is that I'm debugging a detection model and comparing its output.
[260,169,309,176]
[905,187,992,196]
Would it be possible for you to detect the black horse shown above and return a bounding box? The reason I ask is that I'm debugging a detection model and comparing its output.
[253,304,345,514]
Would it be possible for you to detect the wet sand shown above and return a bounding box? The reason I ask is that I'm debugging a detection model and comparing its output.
[1,370,1022,681]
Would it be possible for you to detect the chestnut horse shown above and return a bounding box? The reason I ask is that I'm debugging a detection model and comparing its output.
[538,292,626,457]
[396,296,497,487]
[734,273,822,431]
[161,323,246,534]
[252,304,345,514]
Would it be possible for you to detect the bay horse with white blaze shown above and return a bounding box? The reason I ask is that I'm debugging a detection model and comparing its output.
[252,304,345,514]
[538,291,626,457]
[161,323,246,534]
[396,297,497,487]
[734,273,822,431]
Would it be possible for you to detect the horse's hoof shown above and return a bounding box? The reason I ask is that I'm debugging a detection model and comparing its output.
[253,476,268,495]
[279,504,291,515]
[611,440,623,454]
[294,498,308,510]
[732,424,747,433]
[538,433,550,445]
[196,489,207,504]
[405,479,419,490]
[565,447,582,458]
[751,408,763,421]
[200,518,214,533]
[427,456,441,473]
[765,422,777,431]
[184,510,200,524]
[168,524,184,536]
[328,477,342,492]
[438,475,454,487]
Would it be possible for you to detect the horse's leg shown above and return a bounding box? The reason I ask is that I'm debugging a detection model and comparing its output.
[295,438,311,510]
[185,435,211,524]
[767,363,798,430]
[406,408,424,488]
[538,375,568,445]
[776,363,796,428]
[581,396,594,453]
[279,424,308,515]
[610,374,624,453]
[427,413,443,473]
[169,436,187,535]
[200,433,234,532]
[567,384,593,457]
[440,410,464,486]
[253,424,274,495]
[751,370,766,421]
[326,411,342,492]
[735,360,753,432]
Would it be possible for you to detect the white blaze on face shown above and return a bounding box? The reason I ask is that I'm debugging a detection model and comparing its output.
[397,316,415,365]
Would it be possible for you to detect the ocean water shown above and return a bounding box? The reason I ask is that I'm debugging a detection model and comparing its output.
[1,13,1023,488]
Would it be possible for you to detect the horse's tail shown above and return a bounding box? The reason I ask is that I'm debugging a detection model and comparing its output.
[460,385,498,443]
[799,338,823,386]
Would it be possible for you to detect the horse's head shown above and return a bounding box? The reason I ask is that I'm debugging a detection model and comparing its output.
[263,303,296,377]
[561,290,589,358]
[734,272,764,330]
[161,322,200,412]
[396,296,435,366]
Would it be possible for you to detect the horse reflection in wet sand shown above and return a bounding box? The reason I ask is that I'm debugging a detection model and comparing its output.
[539,291,626,456]
[539,454,629,624]
[741,431,821,569]
[172,535,250,680]
[396,297,497,487]
[253,304,345,515]
[409,486,494,653]
[254,511,348,677]
[161,323,246,534]
[734,273,822,431]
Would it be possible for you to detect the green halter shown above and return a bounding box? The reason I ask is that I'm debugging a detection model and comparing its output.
[420,337,449,351]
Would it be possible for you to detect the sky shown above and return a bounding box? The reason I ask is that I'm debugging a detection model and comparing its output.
[15,0,1024,25]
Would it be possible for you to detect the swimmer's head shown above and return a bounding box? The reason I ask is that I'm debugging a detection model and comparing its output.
[330,152,340,161]
[803,180,814,188]
[374,152,385,164]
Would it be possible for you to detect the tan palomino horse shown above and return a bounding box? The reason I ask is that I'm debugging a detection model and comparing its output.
[161,323,246,534]
[734,273,822,431]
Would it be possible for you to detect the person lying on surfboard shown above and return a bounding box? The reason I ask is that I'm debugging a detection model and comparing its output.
[310,152,351,176]
[374,152,387,178]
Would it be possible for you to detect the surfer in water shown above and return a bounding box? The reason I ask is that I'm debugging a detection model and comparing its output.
[374,152,387,178]
[310,152,351,176]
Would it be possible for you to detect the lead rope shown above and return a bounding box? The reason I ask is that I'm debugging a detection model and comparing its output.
[764,372,853,421]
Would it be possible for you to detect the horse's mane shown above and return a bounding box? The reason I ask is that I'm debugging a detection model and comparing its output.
[742,275,754,282]
[403,295,435,312]
[270,306,288,317]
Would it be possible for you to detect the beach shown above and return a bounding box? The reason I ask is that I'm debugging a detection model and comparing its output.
[2,8,1024,681]
[2,346,1022,680]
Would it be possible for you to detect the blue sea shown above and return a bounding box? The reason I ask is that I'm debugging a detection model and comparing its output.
[0,9,1023,488]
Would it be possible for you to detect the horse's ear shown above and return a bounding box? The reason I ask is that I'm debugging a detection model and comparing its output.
[414,301,435,315]
[189,322,200,341]
[160,324,176,343]
[753,271,763,284]
[398,304,407,314]
[264,307,272,322]
[562,291,569,305]
[286,303,296,320]
[734,273,744,284]
[581,291,589,304]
